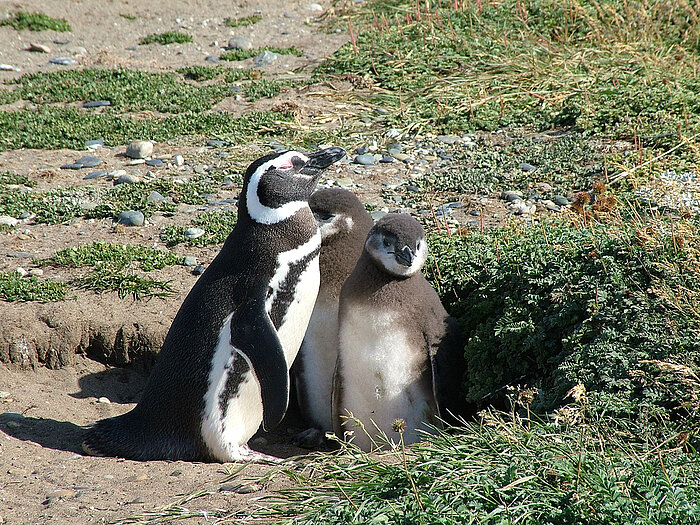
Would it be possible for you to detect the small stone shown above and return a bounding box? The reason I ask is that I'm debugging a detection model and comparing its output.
[205,55,220,63]
[469,209,481,216]
[371,210,388,221]
[336,177,353,188]
[126,158,145,166]
[354,154,376,166]
[237,483,262,494]
[76,155,102,168]
[0,216,18,227]
[379,155,395,163]
[48,489,77,499]
[170,470,183,477]
[145,159,163,167]
[85,138,104,148]
[127,497,145,504]
[28,269,43,277]
[19,212,31,219]
[422,155,439,162]
[545,202,562,212]
[253,50,282,67]
[116,210,145,227]
[185,227,205,240]
[183,256,197,267]
[15,267,27,277]
[520,162,537,171]
[355,145,369,155]
[147,191,166,203]
[114,173,140,185]
[49,57,76,65]
[97,397,111,404]
[207,140,229,147]
[192,265,205,276]
[392,153,411,162]
[84,170,108,180]
[227,36,253,50]
[553,195,570,206]
[108,169,127,179]
[501,190,523,203]
[7,252,36,258]
[0,64,20,72]
[536,182,553,192]
[174,154,185,166]
[126,140,153,159]
[437,134,461,145]
[127,473,148,482]
[308,3,324,12]
[83,100,111,108]
[27,43,51,53]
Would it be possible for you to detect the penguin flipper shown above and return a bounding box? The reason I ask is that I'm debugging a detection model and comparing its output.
[230,292,289,431]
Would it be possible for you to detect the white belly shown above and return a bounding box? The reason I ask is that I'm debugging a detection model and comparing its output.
[297,290,339,430]
[337,307,436,451]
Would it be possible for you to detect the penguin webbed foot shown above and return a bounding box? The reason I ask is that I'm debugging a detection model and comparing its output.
[291,427,333,450]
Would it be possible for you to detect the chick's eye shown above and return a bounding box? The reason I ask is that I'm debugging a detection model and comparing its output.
[383,237,391,247]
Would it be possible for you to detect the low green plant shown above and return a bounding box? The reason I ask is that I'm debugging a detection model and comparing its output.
[177,65,255,83]
[244,79,296,101]
[264,410,700,523]
[220,46,303,61]
[160,209,238,246]
[119,13,136,21]
[0,11,71,32]
[0,272,67,302]
[0,172,35,187]
[75,265,174,300]
[224,15,262,28]
[139,31,193,45]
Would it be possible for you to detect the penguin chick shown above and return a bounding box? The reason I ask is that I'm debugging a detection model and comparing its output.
[333,214,464,451]
[292,188,374,448]
[82,147,345,462]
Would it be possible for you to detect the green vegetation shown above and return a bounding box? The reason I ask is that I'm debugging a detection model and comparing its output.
[268,411,700,524]
[49,242,180,300]
[244,79,297,102]
[139,31,193,45]
[224,15,262,28]
[0,11,71,32]
[320,0,700,140]
[0,107,291,151]
[119,14,136,21]
[0,272,67,302]
[160,210,238,246]
[425,200,700,429]
[220,46,303,62]
[0,172,35,187]
[177,65,255,82]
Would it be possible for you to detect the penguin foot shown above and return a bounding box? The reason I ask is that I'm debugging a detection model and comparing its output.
[291,427,328,450]
[237,445,284,464]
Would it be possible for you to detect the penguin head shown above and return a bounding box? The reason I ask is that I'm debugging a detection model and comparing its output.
[309,188,366,241]
[243,147,345,224]
[364,214,427,278]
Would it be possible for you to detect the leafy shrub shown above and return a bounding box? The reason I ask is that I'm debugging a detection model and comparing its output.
[426,209,700,428]
[0,11,71,32]
[139,31,192,45]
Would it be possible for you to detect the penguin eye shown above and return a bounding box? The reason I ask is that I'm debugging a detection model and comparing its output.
[314,211,334,222]
[382,237,391,248]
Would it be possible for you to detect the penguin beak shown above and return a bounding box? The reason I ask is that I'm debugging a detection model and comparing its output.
[300,147,346,176]
[394,245,415,267]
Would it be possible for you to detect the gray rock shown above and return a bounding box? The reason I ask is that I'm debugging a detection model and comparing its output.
[553,195,570,206]
[254,50,282,67]
[7,251,36,258]
[192,265,205,276]
[84,170,108,180]
[19,212,31,219]
[0,64,20,71]
[27,43,51,53]
[207,140,229,147]
[126,140,153,159]
[147,191,166,203]
[145,158,163,167]
[60,162,83,170]
[76,155,102,168]
[173,154,185,166]
[355,145,369,155]
[379,155,395,163]
[0,216,18,227]
[437,134,461,145]
[520,162,537,171]
[354,154,376,166]
[83,100,111,108]
[85,138,104,148]
[545,202,562,212]
[227,36,253,50]
[183,255,197,267]
[49,57,76,65]
[116,210,145,227]
[392,153,411,162]
[185,227,205,240]
[114,173,140,185]
[370,210,388,221]
[205,55,220,63]
[469,209,481,216]
[501,190,523,203]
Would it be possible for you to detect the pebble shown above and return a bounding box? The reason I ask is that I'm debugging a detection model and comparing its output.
[0,216,18,227]
[545,202,562,212]
[126,140,153,159]
[205,55,219,63]
[15,267,27,277]
[145,158,163,167]
[19,212,31,219]
[355,145,369,155]
[127,473,149,482]
[392,153,411,162]
[49,57,76,65]
[97,397,111,404]
[227,36,253,50]
[254,50,282,67]
[183,256,197,267]
[27,43,51,53]
[83,100,111,109]
[371,210,388,221]
[114,173,140,185]
[185,227,205,240]
[437,134,462,145]
[335,177,353,188]
[116,210,145,227]
[170,470,183,477]
[126,158,145,166]
[28,269,43,277]
[0,64,20,72]
[501,190,523,203]
[192,265,205,276]
[147,191,166,203]
[84,171,108,180]
[7,252,36,258]
[354,154,376,166]
[60,155,102,169]
[519,162,537,171]
[207,140,229,147]
[553,195,570,206]
[379,155,395,163]
[174,154,185,166]
[85,138,105,148]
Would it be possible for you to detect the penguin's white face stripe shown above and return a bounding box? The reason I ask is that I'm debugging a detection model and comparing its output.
[265,230,322,319]
[319,214,354,240]
[246,151,311,225]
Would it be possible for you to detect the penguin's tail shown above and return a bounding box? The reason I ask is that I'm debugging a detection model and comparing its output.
[82,412,199,461]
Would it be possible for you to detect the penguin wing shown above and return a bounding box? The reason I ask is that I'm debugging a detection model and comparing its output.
[229,288,289,431]
[429,315,466,425]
